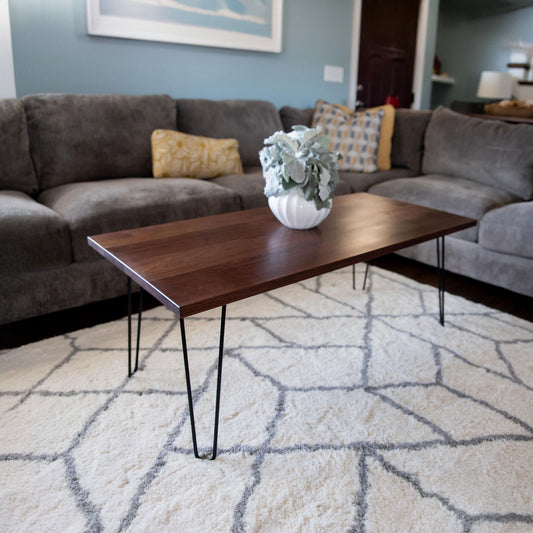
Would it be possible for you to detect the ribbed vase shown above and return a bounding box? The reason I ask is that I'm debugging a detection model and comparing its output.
[268,188,331,230]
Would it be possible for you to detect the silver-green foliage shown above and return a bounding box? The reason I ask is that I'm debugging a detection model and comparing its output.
[259,126,341,210]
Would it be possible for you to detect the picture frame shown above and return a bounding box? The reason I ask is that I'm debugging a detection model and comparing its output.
[87,0,283,53]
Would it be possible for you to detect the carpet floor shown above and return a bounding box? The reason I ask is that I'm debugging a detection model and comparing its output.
[1,265,532,533]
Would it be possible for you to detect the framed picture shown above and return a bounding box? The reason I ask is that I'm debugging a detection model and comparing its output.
[87,0,283,53]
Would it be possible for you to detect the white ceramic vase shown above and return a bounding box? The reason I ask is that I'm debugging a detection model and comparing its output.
[268,188,332,230]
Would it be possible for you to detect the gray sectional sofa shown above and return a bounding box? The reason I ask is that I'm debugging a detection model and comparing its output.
[0,94,531,326]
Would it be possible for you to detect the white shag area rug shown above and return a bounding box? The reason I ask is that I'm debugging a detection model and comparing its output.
[1,265,532,533]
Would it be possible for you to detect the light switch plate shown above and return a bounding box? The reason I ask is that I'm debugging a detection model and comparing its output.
[324,65,344,83]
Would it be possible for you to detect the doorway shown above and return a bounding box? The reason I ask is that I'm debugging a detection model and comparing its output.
[356,0,420,108]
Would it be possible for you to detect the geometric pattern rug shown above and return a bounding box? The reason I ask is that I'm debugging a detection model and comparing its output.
[1,265,532,533]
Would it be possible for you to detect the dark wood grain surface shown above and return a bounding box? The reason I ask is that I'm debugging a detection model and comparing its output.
[88,193,476,318]
[465,112,533,125]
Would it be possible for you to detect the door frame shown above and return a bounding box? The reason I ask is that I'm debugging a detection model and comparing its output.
[348,0,430,110]
[0,0,16,98]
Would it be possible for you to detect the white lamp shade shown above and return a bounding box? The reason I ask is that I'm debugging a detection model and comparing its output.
[477,71,513,99]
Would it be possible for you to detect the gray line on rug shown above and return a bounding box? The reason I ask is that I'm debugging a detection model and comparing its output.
[352,448,369,533]
[7,335,79,411]
[264,291,314,317]
[284,383,366,393]
[248,317,295,345]
[0,452,60,461]
[360,267,375,389]
[433,344,444,383]
[117,404,192,532]
[233,351,302,390]
[262,433,533,455]
[366,381,437,390]
[372,268,448,297]
[369,311,523,386]
[296,275,368,317]
[467,512,533,529]
[1,388,188,398]
[369,388,455,443]
[273,439,448,454]
[441,383,533,434]
[494,342,532,390]
[231,388,286,533]
[370,449,472,530]
[57,318,178,531]
[488,313,533,332]
[63,453,104,533]
[371,441,533,533]
[119,345,241,530]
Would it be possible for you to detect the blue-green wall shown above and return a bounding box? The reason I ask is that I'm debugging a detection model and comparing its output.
[10,0,353,108]
[432,6,533,107]
[9,1,442,109]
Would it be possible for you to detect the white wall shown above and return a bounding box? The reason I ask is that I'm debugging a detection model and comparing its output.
[0,0,16,98]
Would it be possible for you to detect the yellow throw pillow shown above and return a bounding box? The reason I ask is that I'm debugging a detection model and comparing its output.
[151,130,243,179]
[312,100,395,171]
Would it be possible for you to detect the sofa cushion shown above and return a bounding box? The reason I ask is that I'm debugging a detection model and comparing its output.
[151,129,243,178]
[390,109,431,173]
[279,106,314,132]
[314,104,384,173]
[39,178,241,262]
[280,106,428,174]
[0,191,71,276]
[312,101,395,171]
[340,168,419,193]
[369,174,519,242]
[23,94,177,190]
[423,106,533,200]
[210,168,267,210]
[211,167,351,210]
[0,99,38,195]
[479,202,533,259]
[176,99,283,167]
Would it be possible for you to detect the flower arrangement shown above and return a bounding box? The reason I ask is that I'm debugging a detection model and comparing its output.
[259,126,341,210]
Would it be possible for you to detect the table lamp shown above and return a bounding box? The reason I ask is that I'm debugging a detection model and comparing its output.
[477,71,513,100]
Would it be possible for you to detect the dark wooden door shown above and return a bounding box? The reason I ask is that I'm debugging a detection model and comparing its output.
[357,0,420,108]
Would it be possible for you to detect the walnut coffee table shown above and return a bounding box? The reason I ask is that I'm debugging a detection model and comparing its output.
[88,193,475,459]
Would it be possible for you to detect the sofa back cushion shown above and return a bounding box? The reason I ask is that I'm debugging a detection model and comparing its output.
[279,106,314,132]
[177,99,283,166]
[422,106,533,200]
[23,94,177,190]
[0,99,38,195]
[390,108,431,173]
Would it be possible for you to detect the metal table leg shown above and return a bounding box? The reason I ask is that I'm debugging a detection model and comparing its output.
[352,263,370,290]
[127,278,144,377]
[180,305,226,460]
[436,237,445,326]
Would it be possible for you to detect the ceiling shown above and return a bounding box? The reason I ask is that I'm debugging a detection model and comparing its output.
[440,0,533,18]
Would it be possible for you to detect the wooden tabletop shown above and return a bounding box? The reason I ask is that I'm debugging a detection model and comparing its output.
[88,193,476,318]
[465,112,533,125]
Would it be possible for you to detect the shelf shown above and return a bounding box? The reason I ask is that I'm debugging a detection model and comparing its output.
[465,112,533,125]
[507,62,530,70]
[431,74,455,85]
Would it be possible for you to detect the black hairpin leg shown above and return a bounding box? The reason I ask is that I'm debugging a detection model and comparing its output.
[436,237,445,326]
[127,278,144,377]
[180,305,226,460]
[352,263,370,290]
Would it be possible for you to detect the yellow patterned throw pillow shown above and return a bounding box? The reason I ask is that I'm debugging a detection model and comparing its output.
[312,100,394,173]
[151,130,243,179]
